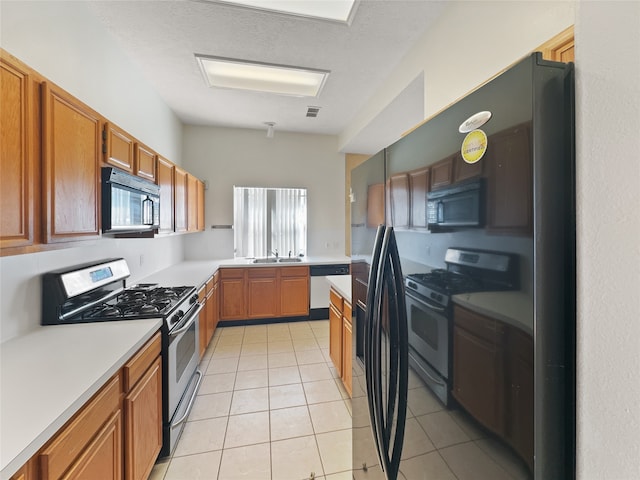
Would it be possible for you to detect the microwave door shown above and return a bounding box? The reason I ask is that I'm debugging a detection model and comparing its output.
[440,190,482,227]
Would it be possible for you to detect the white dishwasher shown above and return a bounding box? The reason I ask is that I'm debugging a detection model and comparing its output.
[309,264,350,319]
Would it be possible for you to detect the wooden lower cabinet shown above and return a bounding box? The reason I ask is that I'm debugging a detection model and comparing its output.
[219,266,310,321]
[329,303,342,373]
[328,287,352,397]
[13,332,162,480]
[124,356,162,480]
[341,301,353,396]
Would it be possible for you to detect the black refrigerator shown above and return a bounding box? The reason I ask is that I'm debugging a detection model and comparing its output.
[350,53,574,480]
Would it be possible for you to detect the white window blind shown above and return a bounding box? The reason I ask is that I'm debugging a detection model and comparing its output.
[234,187,307,258]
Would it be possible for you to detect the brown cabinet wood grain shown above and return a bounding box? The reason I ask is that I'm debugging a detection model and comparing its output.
[329,303,342,374]
[366,183,385,228]
[389,173,410,228]
[248,268,278,318]
[485,124,532,234]
[124,356,162,480]
[1,52,37,249]
[329,287,352,397]
[196,179,205,232]
[219,269,247,320]
[133,143,156,183]
[430,156,453,190]
[41,82,101,243]
[342,304,353,397]
[103,122,134,172]
[156,156,174,234]
[408,167,429,229]
[186,174,198,232]
[279,266,309,317]
[174,167,188,234]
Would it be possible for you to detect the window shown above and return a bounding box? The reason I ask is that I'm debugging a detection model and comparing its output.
[233,186,307,258]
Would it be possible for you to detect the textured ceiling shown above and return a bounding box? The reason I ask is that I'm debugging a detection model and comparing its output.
[86,0,445,152]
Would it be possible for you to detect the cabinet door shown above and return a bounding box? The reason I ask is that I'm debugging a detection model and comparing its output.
[186,174,198,232]
[210,276,219,339]
[453,152,482,183]
[430,157,453,190]
[174,167,188,233]
[196,179,205,232]
[342,314,353,397]
[486,124,532,234]
[62,410,122,480]
[408,167,429,229]
[124,357,162,480]
[0,53,36,248]
[103,122,134,172]
[219,269,246,320]
[389,173,410,228]
[248,268,278,318]
[134,143,156,182]
[156,156,174,234]
[452,324,505,436]
[42,82,101,243]
[198,286,208,357]
[329,303,342,373]
[279,267,309,317]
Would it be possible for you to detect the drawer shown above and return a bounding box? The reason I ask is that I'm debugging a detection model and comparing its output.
[343,301,352,323]
[329,288,343,312]
[248,267,277,278]
[220,268,245,279]
[205,276,214,294]
[39,374,121,480]
[280,265,309,277]
[123,331,161,391]
[198,286,206,303]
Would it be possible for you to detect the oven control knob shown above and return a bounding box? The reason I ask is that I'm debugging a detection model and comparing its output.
[191,294,198,304]
[172,310,184,324]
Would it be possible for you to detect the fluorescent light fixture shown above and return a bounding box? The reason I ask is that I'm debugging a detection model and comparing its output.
[195,55,329,97]
[207,0,358,24]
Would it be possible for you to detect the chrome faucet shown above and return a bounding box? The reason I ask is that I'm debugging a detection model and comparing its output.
[271,249,279,258]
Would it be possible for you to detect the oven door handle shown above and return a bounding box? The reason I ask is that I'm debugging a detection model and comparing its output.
[170,369,203,427]
[169,303,204,338]
[405,291,447,313]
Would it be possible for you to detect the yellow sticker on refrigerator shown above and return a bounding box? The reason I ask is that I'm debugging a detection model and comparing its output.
[461,129,487,164]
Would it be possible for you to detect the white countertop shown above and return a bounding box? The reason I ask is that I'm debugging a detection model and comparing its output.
[452,291,533,335]
[326,275,352,303]
[0,319,162,480]
[139,256,351,289]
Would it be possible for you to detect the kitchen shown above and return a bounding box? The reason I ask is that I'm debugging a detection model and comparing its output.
[1,1,639,480]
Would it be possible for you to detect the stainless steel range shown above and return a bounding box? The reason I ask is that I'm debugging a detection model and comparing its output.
[41,258,203,457]
[404,248,518,406]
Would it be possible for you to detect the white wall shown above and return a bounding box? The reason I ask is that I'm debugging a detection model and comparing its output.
[181,126,345,259]
[575,2,640,478]
[339,1,575,152]
[0,1,185,342]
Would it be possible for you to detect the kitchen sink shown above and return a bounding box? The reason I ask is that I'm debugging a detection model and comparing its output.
[251,257,303,263]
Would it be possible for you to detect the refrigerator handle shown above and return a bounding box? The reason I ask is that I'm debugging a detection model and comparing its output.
[386,228,409,478]
[365,225,386,469]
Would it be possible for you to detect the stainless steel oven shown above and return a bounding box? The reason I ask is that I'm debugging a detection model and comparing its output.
[164,301,203,456]
[405,290,450,405]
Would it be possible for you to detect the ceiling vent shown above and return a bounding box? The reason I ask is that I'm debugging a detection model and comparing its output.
[306,106,321,118]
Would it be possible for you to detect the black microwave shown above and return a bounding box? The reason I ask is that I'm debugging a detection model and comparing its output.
[427,178,484,229]
[102,167,160,234]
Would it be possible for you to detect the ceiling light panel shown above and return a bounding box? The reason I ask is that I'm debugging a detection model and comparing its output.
[208,0,358,23]
[196,55,329,97]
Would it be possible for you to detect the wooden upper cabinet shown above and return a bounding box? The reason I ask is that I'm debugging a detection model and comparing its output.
[41,82,101,243]
[186,174,198,232]
[453,152,483,183]
[389,173,410,228]
[103,122,134,172]
[134,143,156,183]
[408,167,429,229]
[196,179,205,232]
[1,52,37,249]
[538,25,574,63]
[485,124,532,235]
[430,156,453,190]
[174,166,188,233]
[156,156,174,234]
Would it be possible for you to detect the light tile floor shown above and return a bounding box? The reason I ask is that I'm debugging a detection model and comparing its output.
[150,320,352,480]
